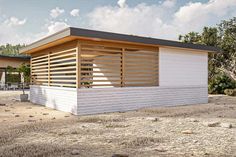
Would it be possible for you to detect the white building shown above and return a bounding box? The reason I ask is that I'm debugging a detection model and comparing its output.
[20,27,219,115]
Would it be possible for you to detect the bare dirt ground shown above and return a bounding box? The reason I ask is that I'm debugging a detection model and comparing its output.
[0,91,235,157]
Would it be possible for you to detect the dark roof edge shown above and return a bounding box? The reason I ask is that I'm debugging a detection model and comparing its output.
[20,27,220,53]
[0,54,30,60]
[70,27,220,52]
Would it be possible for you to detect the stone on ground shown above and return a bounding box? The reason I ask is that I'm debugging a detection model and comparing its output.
[181,130,193,134]
[71,149,80,155]
[112,154,129,157]
[220,123,232,128]
[203,121,220,127]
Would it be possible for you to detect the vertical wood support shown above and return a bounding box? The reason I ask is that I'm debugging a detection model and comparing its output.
[76,41,81,88]
[30,58,33,85]
[121,48,125,87]
[157,47,160,86]
[48,52,51,86]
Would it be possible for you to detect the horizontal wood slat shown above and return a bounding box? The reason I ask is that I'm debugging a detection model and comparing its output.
[31,47,77,86]
[31,41,159,88]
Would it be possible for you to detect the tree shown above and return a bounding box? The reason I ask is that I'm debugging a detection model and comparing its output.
[179,32,201,44]
[0,44,26,56]
[217,17,236,80]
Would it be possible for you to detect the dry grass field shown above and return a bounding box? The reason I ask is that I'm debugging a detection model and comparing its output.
[0,91,236,157]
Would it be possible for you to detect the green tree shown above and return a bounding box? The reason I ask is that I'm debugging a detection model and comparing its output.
[0,44,26,56]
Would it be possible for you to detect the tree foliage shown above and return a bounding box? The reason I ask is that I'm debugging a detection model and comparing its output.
[0,44,26,56]
[179,17,236,94]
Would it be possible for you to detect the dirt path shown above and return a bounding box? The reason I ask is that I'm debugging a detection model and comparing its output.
[0,91,235,157]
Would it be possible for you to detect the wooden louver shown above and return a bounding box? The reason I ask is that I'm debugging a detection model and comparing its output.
[31,41,159,88]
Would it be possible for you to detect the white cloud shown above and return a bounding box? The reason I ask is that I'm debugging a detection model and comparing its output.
[70,9,80,17]
[50,7,65,18]
[88,0,236,40]
[174,0,236,32]
[4,16,26,26]
[47,21,69,35]
[0,24,40,44]
[117,0,127,8]
[162,0,176,8]
[88,3,177,39]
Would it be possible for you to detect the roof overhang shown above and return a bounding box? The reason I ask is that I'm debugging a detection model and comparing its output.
[20,27,220,54]
[0,54,30,60]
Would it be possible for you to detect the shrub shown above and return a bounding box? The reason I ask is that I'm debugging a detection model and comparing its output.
[224,89,235,96]
[209,73,236,94]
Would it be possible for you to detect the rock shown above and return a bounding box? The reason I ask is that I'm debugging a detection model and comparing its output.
[181,130,193,134]
[220,123,232,128]
[52,117,56,120]
[64,115,70,117]
[71,131,78,134]
[71,149,80,155]
[112,154,128,157]
[4,109,10,112]
[28,120,36,122]
[43,113,49,115]
[29,115,34,118]
[0,103,6,106]
[155,149,167,152]
[146,117,159,122]
[203,122,220,127]
[193,140,198,143]
[15,115,20,117]
[188,118,199,122]
[107,140,112,143]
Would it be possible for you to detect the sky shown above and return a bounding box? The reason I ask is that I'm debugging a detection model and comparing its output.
[0,0,236,45]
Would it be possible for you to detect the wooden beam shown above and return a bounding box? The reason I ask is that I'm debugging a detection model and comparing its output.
[76,41,81,88]
[48,52,50,86]
[121,48,125,87]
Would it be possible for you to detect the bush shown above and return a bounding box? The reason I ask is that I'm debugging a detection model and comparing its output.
[224,89,235,96]
[209,73,236,94]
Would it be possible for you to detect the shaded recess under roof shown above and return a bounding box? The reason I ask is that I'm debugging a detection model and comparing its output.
[0,54,30,60]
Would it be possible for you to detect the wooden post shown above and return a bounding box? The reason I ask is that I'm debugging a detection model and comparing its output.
[76,41,81,88]
[157,47,159,86]
[48,52,51,86]
[121,48,125,87]
[30,58,33,85]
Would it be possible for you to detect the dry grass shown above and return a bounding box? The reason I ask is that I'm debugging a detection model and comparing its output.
[121,137,165,148]
[77,115,125,123]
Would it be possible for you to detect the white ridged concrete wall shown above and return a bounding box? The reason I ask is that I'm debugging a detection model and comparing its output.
[77,86,208,115]
[30,85,78,115]
[30,47,209,115]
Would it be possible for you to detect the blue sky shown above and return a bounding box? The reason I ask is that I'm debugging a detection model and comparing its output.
[0,0,235,44]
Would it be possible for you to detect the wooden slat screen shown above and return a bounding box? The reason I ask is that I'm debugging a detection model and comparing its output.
[31,48,77,87]
[80,44,122,88]
[124,49,159,87]
[31,41,158,88]
[79,42,159,88]
[31,53,49,86]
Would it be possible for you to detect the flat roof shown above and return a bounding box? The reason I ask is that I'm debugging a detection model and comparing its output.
[0,54,30,60]
[20,27,220,53]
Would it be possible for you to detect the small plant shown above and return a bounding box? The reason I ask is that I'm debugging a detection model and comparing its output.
[18,63,30,95]
[224,89,234,96]
[224,89,236,96]
[209,73,236,94]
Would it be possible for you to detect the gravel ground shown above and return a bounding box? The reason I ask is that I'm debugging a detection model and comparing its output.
[0,91,235,157]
